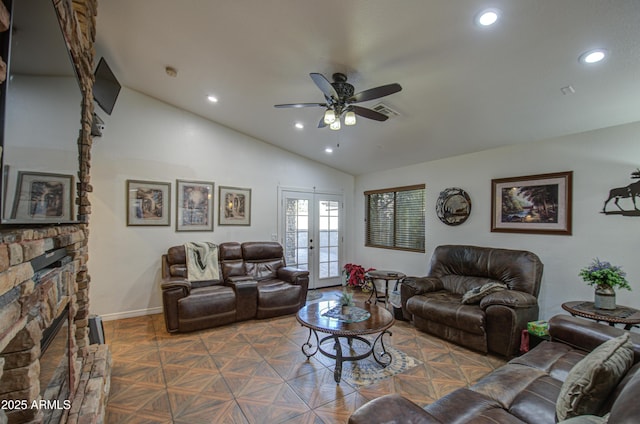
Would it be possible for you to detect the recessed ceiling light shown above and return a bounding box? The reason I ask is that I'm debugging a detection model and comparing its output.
[294,122,304,129]
[207,95,218,103]
[325,147,333,154]
[476,8,500,26]
[579,49,607,64]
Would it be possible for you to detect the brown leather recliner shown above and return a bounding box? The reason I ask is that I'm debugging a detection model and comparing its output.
[161,241,309,333]
[218,241,309,319]
[401,245,543,357]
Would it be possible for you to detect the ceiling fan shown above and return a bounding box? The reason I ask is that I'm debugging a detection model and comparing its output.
[274,72,402,129]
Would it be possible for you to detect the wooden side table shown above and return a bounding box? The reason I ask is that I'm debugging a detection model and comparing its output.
[561,301,640,330]
[364,270,406,307]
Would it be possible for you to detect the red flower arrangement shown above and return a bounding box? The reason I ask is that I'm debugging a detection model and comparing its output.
[343,263,375,287]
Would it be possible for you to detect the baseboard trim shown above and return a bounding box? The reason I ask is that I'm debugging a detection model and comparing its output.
[99,307,163,321]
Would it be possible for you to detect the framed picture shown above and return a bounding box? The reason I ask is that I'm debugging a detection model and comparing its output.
[11,171,74,222]
[126,180,171,226]
[176,180,214,231]
[219,186,251,226]
[491,171,572,235]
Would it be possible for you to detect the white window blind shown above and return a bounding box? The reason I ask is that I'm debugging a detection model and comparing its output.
[365,184,425,252]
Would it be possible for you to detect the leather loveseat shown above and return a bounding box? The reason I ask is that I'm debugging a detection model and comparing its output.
[349,315,640,424]
[401,245,543,357]
[161,241,309,333]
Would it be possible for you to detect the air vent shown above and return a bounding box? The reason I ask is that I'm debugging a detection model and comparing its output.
[372,102,400,118]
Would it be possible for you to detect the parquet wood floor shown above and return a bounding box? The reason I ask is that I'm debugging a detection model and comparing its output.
[104,287,506,423]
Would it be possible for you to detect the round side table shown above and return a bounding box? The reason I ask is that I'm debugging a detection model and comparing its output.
[561,301,640,330]
[364,270,406,307]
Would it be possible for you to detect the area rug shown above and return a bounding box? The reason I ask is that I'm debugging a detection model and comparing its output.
[339,346,423,387]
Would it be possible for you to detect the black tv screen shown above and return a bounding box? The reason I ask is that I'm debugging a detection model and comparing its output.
[93,57,121,115]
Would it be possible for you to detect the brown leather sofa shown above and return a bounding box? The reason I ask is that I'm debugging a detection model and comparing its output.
[349,315,640,424]
[401,245,543,357]
[161,241,309,333]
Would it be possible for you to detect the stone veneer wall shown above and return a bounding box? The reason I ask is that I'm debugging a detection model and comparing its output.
[0,0,105,423]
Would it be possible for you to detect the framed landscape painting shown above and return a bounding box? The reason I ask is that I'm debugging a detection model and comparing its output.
[219,186,251,226]
[176,180,214,231]
[491,171,573,235]
[126,180,171,226]
[11,171,74,222]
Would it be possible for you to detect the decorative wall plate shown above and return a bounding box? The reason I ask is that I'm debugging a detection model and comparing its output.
[436,187,471,226]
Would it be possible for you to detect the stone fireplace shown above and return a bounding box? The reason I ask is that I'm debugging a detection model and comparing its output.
[0,227,109,424]
[0,0,109,423]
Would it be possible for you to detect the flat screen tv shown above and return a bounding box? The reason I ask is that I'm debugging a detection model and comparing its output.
[93,57,121,115]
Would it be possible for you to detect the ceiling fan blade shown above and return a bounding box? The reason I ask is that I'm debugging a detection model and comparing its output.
[310,73,338,99]
[274,102,326,108]
[347,83,402,103]
[318,116,327,128]
[351,105,389,121]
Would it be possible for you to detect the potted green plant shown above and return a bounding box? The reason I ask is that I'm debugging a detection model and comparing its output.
[579,258,631,310]
[338,289,354,314]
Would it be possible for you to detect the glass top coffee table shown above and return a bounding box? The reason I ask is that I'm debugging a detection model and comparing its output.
[296,300,395,383]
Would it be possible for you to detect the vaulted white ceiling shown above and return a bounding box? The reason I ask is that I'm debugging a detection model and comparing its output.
[95,0,640,175]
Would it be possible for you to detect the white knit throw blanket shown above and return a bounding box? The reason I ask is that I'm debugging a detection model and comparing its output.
[184,242,220,281]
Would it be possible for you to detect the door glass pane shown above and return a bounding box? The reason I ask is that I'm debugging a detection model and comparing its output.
[285,198,309,270]
[319,247,329,262]
[318,200,340,279]
[319,230,328,246]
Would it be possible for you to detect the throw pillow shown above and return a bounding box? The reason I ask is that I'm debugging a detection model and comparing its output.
[556,334,633,421]
[461,282,507,304]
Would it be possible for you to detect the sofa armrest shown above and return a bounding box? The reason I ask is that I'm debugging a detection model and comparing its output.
[277,266,309,283]
[403,276,443,295]
[479,290,538,310]
[549,314,640,360]
[400,277,443,320]
[276,267,309,309]
[226,278,257,321]
[161,278,192,294]
[161,279,191,333]
[349,394,442,424]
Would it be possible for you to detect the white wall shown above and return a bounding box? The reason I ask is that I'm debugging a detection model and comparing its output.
[89,88,354,319]
[88,87,640,323]
[354,121,640,322]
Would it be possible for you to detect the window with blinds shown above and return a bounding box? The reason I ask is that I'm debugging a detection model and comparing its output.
[365,184,425,252]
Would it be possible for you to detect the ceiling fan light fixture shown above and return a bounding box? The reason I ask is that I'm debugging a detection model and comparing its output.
[345,111,356,126]
[329,120,341,131]
[324,109,336,124]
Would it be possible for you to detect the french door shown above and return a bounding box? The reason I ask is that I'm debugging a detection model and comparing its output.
[280,189,343,289]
